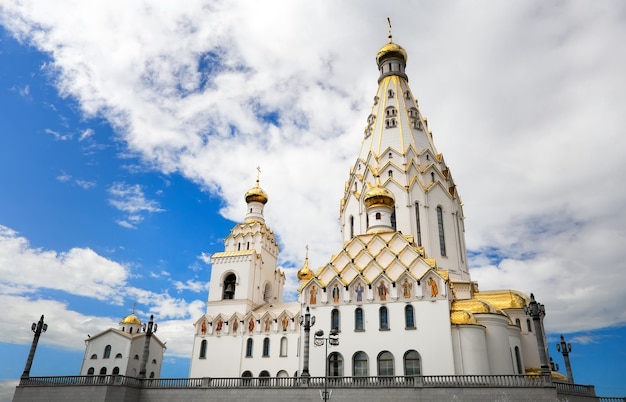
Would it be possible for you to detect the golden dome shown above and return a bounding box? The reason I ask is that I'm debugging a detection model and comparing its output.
[245,180,268,205]
[474,290,529,309]
[450,310,478,325]
[376,41,407,65]
[363,185,395,209]
[121,313,141,325]
[297,257,314,281]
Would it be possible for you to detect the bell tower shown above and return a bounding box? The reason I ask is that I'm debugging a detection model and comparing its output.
[206,176,283,317]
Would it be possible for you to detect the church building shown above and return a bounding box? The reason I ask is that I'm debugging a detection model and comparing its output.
[189,32,552,381]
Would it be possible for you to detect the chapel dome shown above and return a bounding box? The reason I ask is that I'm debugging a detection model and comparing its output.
[297,258,314,281]
[376,41,407,65]
[363,185,395,209]
[245,180,268,205]
[121,313,141,325]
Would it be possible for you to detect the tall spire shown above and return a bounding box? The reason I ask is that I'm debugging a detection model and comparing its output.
[339,28,470,282]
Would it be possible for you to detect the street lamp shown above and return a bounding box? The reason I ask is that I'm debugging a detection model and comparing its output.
[524,293,550,376]
[299,307,316,378]
[556,335,574,383]
[314,329,339,402]
[21,315,48,380]
[138,315,157,379]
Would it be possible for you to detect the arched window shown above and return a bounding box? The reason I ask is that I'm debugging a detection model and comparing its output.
[280,337,288,357]
[437,206,447,256]
[328,352,344,377]
[99,367,107,375]
[246,338,253,357]
[90,354,97,359]
[133,354,139,360]
[199,340,207,359]
[263,337,270,357]
[388,170,393,178]
[514,346,523,374]
[526,319,532,332]
[112,367,120,375]
[103,345,111,359]
[405,305,415,329]
[263,283,271,302]
[353,352,369,377]
[375,212,381,220]
[331,308,340,331]
[115,353,122,359]
[242,370,253,385]
[87,367,95,375]
[129,327,133,334]
[404,350,421,376]
[259,370,270,385]
[149,372,155,379]
[377,351,394,376]
[379,306,389,330]
[415,202,422,246]
[355,308,364,331]
[152,359,157,364]
[515,318,521,329]
[223,273,236,300]
[431,172,435,182]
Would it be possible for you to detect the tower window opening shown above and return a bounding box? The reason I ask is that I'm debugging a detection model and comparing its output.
[388,89,395,99]
[391,209,396,230]
[375,212,381,220]
[389,152,393,158]
[223,273,237,300]
[349,215,354,238]
[405,91,411,99]
[354,182,357,192]
[515,346,523,374]
[388,170,393,178]
[247,242,250,250]
[437,206,447,256]
[238,243,241,251]
[426,154,430,161]
[250,208,252,213]
[431,172,435,182]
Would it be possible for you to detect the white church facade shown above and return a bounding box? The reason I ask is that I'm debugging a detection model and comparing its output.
[188,33,554,381]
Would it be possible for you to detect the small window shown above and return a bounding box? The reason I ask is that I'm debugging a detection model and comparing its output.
[515,318,521,329]
[355,308,364,331]
[152,359,157,364]
[134,354,139,360]
[223,273,236,300]
[99,367,107,375]
[437,206,447,256]
[112,367,120,375]
[379,306,389,330]
[431,172,435,182]
[388,89,395,98]
[405,305,415,329]
[199,339,207,359]
[90,354,97,359]
[129,327,133,334]
[149,372,155,379]
[331,309,340,331]
[388,170,393,178]
[115,353,122,359]
[375,212,381,220]
[87,367,95,375]
[527,319,532,333]
[103,345,111,359]
[246,338,253,357]
[280,337,288,357]
[263,337,270,357]
[389,152,393,158]
[349,215,354,238]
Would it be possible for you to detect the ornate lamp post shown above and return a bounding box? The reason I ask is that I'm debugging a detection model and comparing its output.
[314,329,339,402]
[556,335,574,383]
[299,307,316,378]
[524,293,550,376]
[138,315,157,379]
[21,315,48,380]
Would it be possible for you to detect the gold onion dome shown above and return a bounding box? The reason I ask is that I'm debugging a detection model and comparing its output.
[121,312,141,324]
[376,40,407,65]
[364,184,395,209]
[297,249,314,281]
[245,180,268,205]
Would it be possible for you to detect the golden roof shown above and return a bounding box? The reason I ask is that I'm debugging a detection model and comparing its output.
[474,290,529,309]
[376,41,407,65]
[451,299,505,315]
[450,310,478,325]
[525,368,568,382]
[245,179,268,204]
[363,185,395,208]
[121,313,141,325]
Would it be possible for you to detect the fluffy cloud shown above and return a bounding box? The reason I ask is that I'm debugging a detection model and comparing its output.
[1,0,625,338]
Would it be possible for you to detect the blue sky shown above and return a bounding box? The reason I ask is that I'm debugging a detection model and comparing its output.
[1,1,626,400]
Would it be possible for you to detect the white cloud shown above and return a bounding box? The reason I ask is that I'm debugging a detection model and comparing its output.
[108,182,164,228]
[44,128,71,141]
[78,128,94,141]
[2,0,626,338]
